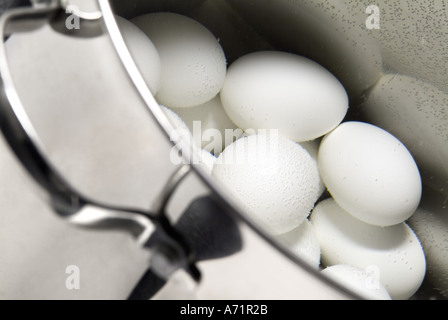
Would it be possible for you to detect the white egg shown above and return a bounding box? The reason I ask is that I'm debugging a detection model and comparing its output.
[212,134,322,235]
[276,219,321,269]
[115,16,161,94]
[408,188,448,298]
[299,139,326,198]
[132,12,227,108]
[361,74,448,199]
[225,0,383,105]
[318,121,422,227]
[310,198,426,300]
[170,95,243,155]
[321,265,391,300]
[220,50,348,142]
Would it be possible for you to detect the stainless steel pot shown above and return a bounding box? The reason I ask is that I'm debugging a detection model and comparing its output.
[0,0,446,300]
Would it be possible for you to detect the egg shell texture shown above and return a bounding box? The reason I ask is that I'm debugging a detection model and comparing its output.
[132,12,227,108]
[220,50,348,142]
[318,121,422,227]
[310,198,426,300]
[212,134,321,235]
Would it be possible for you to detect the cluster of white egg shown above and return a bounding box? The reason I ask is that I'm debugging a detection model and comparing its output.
[118,12,426,300]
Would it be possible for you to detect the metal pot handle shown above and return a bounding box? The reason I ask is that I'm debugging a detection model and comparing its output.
[0,0,202,281]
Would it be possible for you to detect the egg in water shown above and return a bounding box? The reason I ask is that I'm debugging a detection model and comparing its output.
[321,264,391,300]
[275,219,321,269]
[115,15,161,95]
[132,12,227,108]
[212,134,322,235]
[310,198,426,300]
[318,121,422,227]
[220,50,348,142]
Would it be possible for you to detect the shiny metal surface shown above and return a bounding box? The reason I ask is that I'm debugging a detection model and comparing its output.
[0,3,160,241]
[0,1,181,299]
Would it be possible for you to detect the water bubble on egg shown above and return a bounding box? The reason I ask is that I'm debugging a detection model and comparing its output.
[318,121,422,227]
[310,198,426,300]
[220,50,348,142]
[275,219,321,269]
[212,134,322,235]
[132,12,227,108]
[298,139,326,198]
